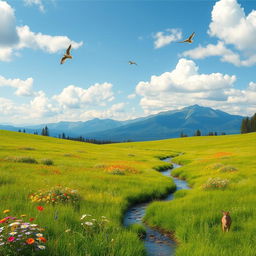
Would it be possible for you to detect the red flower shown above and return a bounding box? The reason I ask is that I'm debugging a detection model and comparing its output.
[37,206,44,211]
[29,218,35,222]
[38,237,47,243]
[8,237,15,242]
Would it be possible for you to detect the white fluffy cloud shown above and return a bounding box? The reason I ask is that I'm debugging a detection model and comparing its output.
[0,1,83,61]
[0,75,34,96]
[183,0,256,66]
[0,1,19,46]
[134,58,256,115]
[23,0,45,12]
[54,83,115,109]
[153,28,182,49]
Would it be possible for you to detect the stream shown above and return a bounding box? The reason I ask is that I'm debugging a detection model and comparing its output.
[123,157,190,256]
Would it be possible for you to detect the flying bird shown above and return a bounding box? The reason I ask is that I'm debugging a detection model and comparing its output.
[128,60,137,65]
[60,44,72,64]
[178,32,195,43]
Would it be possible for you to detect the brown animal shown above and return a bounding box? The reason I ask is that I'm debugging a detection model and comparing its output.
[221,211,232,232]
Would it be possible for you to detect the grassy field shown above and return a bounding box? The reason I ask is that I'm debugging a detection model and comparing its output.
[0,130,176,256]
[0,130,255,255]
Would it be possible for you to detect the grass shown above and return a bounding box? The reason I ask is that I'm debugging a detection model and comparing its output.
[0,130,175,256]
[0,130,255,255]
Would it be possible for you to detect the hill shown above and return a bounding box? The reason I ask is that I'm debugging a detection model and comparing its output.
[0,105,244,141]
[0,130,255,255]
[85,105,243,141]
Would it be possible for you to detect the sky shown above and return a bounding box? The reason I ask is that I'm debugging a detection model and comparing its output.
[0,0,255,125]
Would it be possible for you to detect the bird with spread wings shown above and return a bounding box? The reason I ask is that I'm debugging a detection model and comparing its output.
[60,44,73,64]
[178,32,195,43]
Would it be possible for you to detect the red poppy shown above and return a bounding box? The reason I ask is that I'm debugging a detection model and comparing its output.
[26,238,35,244]
[38,237,47,243]
[37,206,44,211]
[29,218,35,222]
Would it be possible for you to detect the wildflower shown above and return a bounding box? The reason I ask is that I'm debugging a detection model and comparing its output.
[38,245,46,250]
[9,222,20,227]
[20,214,26,217]
[38,237,47,243]
[0,242,5,246]
[7,236,15,242]
[84,222,93,226]
[3,210,10,214]
[36,233,43,237]
[26,238,35,244]
[29,218,35,222]
[37,206,44,211]
[0,218,7,223]
[21,224,29,229]
[9,232,17,236]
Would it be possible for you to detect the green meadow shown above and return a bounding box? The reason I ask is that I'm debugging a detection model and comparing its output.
[0,130,255,255]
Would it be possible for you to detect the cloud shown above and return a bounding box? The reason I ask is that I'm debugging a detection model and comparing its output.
[0,1,83,61]
[0,75,34,96]
[182,0,256,66]
[208,0,256,52]
[23,0,45,12]
[127,93,136,99]
[0,1,19,46]
[134,58,255,115]
[153,28,182,49]
[16,25,83,53]
[53,83,115,109]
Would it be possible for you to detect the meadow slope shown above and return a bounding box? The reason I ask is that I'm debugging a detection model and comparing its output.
[0,130,255,256]
[0,130,176,256]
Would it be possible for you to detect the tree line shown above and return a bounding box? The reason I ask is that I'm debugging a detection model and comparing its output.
[180,130,226,137]
[240,113,256,134]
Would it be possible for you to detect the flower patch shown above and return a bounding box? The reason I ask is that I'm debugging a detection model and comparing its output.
[30,186,80,205]
[202,177,229,190]
[0,211,46,254]
[104,165,140,175]
[80,214,110,235]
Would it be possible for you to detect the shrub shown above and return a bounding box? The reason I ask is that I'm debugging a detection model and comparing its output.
[19,157,38,164]
[130,223,146,239]
[105,165,140,175]
[153,164,173,172]
[202,177,229,190]
[219,166,238,172]
[30,186,80,205]
[41,159,54,166]
[0,212,47,254]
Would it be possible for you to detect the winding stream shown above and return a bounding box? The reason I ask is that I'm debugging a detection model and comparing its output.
[123,157,190,256]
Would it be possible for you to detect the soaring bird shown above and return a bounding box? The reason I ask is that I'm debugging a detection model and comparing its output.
[128,60,137,65]
[60,44,72,64]
[178,32,195,43]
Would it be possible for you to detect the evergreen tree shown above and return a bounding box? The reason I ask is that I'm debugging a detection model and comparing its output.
[18,129,21,132]
[41,128,45,136]
[23,129,26,133]
[45,126,49,136]
[194,129,201,136]
[251,113,256,132]
[62,133,66,139]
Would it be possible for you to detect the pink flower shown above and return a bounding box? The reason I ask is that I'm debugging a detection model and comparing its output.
[7,237,15,242]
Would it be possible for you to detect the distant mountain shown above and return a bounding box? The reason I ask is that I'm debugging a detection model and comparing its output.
[83,105,244,141]
[0,105,244,141]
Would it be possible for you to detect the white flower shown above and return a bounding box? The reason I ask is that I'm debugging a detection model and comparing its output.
[36,233,43,237]
[80,214,91,220]
[21,224,29,229]
[9,232,17,236]
[38,245,46,250]
[9,222,20,227]
[0,242,5,246]
[84,222,93,226]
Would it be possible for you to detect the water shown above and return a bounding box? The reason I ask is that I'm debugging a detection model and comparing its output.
[123,157,190,256]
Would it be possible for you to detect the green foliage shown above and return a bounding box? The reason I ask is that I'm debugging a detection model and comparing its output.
[41,159,54,165]
[153,163,173,171]
[129,223,146,239]
[202,177,229,190]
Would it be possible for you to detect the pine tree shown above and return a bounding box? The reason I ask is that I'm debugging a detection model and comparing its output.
[45,126,49,136]
[250,113,256,132]
[195,129,201,136]
[41,128,45,136]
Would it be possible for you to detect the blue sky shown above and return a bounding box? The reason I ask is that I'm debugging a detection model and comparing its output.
[0,0,255,124]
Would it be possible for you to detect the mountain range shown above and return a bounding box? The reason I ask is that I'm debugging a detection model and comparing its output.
[0,105,244,141]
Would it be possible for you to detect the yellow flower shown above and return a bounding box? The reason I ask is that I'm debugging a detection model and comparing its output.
[20,214,26,217]
[3,209,10,214]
